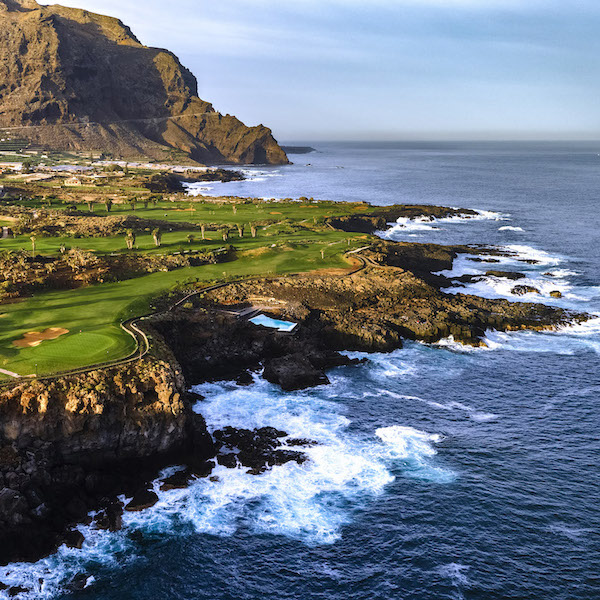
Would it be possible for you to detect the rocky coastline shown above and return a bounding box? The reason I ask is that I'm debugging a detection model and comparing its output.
[0,211,590,585]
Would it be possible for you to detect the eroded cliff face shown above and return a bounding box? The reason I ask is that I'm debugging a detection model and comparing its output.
[0,356,213,564]
[0,0,288,164]
[0,359,188,462]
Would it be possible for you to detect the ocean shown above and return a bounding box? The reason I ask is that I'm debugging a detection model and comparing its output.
[3,142,599,599]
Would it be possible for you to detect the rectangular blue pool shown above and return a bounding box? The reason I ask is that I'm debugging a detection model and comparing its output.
[249,314,298,333]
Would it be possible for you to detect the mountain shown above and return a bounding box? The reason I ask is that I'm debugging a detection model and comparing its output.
[0,0,288,164]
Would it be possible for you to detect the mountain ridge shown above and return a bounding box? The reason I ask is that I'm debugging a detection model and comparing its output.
[0,0,289,164]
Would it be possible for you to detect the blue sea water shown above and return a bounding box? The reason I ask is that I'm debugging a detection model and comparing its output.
[3,142,599,599]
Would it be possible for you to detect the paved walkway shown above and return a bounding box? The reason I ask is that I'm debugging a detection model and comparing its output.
[0,368,20,378]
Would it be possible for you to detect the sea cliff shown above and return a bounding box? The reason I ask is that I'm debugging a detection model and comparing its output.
[0,351,213,565]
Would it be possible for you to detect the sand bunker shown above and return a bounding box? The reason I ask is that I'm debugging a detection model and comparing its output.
[13,328,69,348]
[269,211,282,215]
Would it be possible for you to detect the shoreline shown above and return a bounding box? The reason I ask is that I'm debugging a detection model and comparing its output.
[0,202,593,594]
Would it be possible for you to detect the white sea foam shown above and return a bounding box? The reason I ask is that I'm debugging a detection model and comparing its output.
[0,376,453,599]
[380,390,499,423]
[437,562,470,591]
[544,268,579,279]
[434,243,594,308]
[482,316,600,355]
[379,208,507,239]
[0,525,137,599]
[502,244,563,266]
[498,225,524,232]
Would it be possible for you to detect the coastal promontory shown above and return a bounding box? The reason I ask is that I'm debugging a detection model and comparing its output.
[0,0,288,165]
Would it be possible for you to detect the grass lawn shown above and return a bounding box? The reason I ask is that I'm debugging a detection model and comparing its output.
[0,225,360,257]
[0,235,362,377]
[2,197,374,227]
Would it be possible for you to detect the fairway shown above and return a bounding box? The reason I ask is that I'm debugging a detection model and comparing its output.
[0,237,359,377]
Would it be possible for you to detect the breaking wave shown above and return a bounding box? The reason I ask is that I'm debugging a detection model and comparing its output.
[0,374,453,599]
[379,209,508,238]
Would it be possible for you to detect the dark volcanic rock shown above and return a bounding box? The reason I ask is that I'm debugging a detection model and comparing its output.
[151,312,361,390]
[0,0,288,165]
[286,438,318,447]
[66,573,89,592]
[327,205,479,235]
[0,354,214,565]
[160,470,193,491]
[64,529,85,550]
[485,271,526,280]
[263,353,330,391]
[124,489,159,512]
[201,244,587,349]
[511,285,541,296]
[452,271,526,285]
[95,502,123,532]
[213,426,309,474]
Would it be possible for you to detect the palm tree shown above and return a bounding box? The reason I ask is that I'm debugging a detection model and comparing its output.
[200,223,206,240]
[250,224,257,238]
[125,229,136,250]
[186,234,195,244]
[104,199,113,213]
[30,235,36,259]
[152,228,162,247]
[222,228,229,242]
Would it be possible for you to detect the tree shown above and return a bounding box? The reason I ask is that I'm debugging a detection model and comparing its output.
[30,235,36,259]
[125,229,136,250]
[104,199,113,213]
[59,244,66,254]
[237,225,244,238]
[152,228,162,247]
[129,199,136,212]
[64,248,99,273]
[186,234,195,244]
[221,228,229,242]
[200,223,206,240]
[143,199,149,209]
[232,205,237,215]
[87,200,94,213]
[250,224,257,238]
[22,160,33,174]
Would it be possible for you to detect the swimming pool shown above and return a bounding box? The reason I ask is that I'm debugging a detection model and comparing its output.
[249,314,298,332]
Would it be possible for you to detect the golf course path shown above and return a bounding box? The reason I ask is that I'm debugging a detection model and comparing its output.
[0,368,20,378]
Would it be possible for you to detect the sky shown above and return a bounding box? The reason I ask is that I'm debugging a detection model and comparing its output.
[41,0,600,142]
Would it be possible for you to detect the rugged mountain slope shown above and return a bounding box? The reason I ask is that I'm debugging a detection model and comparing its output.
[0,0,288,164]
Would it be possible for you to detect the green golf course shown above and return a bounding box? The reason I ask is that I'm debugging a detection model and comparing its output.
[0,197,369,379]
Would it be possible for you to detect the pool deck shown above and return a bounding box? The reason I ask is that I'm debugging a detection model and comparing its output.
[218,304,299,334]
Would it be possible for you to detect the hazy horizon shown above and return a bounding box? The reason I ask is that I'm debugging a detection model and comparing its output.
[40,0,600,142]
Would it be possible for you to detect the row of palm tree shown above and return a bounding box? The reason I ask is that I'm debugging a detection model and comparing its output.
[126,222,259,250]
[83,195,163,213]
